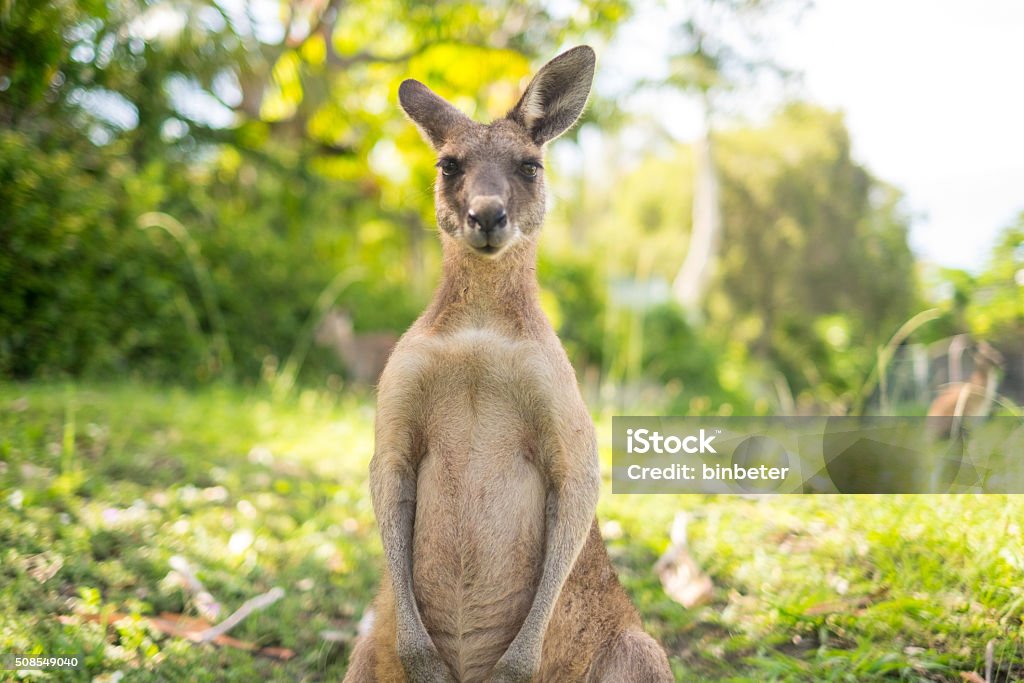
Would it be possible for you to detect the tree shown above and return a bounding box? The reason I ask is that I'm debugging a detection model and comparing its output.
[0,0,630,381]
[660,0,808,316]
[709,103,918,401]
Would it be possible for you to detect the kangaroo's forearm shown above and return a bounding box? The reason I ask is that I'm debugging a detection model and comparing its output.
[514,469,599,649]
[370,456,424,634]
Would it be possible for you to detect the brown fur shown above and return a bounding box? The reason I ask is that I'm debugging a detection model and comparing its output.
[344,47,672,683]
[927,341,1004,437]
[315,309,397,385]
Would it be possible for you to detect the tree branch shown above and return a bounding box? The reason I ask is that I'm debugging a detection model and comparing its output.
[324,43,433,69]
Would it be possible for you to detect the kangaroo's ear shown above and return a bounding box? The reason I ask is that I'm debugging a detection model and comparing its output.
[398,79,472,149]
[508,46,596,146]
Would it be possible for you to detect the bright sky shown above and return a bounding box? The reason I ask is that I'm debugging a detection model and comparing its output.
[601,0,1024,274]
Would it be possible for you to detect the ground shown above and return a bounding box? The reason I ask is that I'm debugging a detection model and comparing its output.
[0,383,1021,682]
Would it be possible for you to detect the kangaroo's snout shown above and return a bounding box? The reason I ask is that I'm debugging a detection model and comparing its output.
[468,198,507,234]
[465,195,511,253]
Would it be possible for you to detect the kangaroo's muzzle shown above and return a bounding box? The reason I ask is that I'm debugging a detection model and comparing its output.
[465,196,512,254]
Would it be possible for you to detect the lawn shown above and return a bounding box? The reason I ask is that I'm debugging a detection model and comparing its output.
[0,383,1021,681]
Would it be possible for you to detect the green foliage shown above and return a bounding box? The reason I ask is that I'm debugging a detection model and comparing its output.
[966,214,1024,348]
[0,129,206,379]
[709,104,919,406]
[554,103,920,413]
[917,213,1024,357]
[581,149,695,282]
[538,251,607,368]
[0,0,627,384]
[640,303,751,413]
[0,0,978,416]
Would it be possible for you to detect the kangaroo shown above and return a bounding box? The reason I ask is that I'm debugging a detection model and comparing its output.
[343,47,673,683]
[927,340,1004,438]
[315,308,398,385]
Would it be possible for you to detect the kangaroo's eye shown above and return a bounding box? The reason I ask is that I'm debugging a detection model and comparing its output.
[519,161,540,178]
[438,159,461,176]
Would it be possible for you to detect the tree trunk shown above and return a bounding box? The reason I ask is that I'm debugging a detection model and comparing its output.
[672,97,720,317]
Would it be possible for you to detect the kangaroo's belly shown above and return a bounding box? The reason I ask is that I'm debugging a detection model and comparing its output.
[410,333,548,682]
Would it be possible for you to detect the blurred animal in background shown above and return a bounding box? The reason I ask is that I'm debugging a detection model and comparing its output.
[927,339,1005,438]
[314,309,397,385]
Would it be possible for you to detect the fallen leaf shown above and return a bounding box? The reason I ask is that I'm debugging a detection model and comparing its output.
[25,552,64,583]
[258,646,295,660]
[656,513,713,608]
[804,597,878,617]
[803,588,889,616]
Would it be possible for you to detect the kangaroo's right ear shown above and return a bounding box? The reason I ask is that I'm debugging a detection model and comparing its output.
[398,79,472,149]
[508,45,596,145]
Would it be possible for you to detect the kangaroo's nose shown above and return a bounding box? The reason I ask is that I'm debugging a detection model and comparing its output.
[468,197,508,234]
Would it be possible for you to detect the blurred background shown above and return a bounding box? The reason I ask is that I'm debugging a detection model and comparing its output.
[1,0,1023,416]
[2,2,1024,680]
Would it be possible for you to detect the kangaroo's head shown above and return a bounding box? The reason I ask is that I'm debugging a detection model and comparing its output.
[973,341,1005,373]
[315,308,354,346]
[399,46,595,258]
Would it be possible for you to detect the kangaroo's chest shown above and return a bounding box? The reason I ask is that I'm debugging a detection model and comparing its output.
[402,327,552,680]
[411,326,554,445]
[412,326,550,523]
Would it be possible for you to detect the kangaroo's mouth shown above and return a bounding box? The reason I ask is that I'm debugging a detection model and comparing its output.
[462,222,519,257]
[473,244,502,256]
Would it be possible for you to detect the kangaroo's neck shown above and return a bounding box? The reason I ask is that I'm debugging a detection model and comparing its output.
[968,365,990,387]
[422,234,544,334]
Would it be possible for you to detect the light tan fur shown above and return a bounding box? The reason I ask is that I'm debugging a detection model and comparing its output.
[343,47,672,683]
[927,340,1004,437]
[315,308,398,384]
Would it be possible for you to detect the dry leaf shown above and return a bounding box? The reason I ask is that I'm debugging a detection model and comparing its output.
[802,598,879,616]
[25,552,64,583]
[57,612,294,660]
[804,588,888,617]
[656,512,713,608]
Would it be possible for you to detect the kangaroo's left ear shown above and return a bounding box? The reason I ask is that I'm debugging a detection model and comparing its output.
[508,45,596,146]
[399,79,473,149]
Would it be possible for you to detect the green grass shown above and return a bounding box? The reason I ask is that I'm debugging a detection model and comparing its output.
[1,383,1022,681]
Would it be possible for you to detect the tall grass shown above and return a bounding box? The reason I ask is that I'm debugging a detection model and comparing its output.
[852,308,942,415]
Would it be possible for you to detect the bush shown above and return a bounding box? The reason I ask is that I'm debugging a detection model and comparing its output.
[538,251,606,369]
[641,303,752,413]
[0,130,207,379]
[0,127,420,384]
